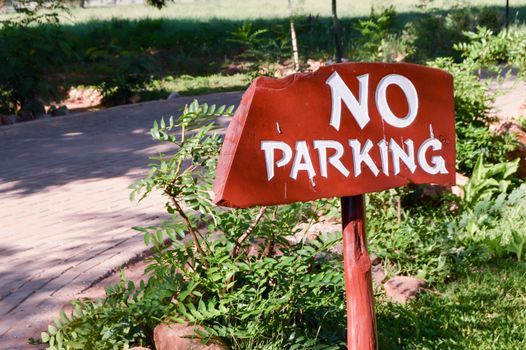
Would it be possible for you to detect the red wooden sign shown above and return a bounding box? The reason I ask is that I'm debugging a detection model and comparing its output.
[214,63,456,208]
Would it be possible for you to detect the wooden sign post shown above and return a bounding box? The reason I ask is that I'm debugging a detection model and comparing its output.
[341,194,377,349]
[213,63,456,349]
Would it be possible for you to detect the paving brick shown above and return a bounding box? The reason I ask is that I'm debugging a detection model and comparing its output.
[0,92,242,349]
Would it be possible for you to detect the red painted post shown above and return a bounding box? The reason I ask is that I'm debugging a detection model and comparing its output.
[341,195,377,350]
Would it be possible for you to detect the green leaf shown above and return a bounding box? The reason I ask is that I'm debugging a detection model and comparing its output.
[208,104,216,115]
[41,332,50,343]
[226,105,235,115]
[48,325,57,335]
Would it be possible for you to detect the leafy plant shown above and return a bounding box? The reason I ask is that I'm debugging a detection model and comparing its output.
[454,26,526,76]
[367,189,457,284]
[448,157,524,262]
[378,25,416,63]
[40,273,168,350]
[129,100,347,349]
[351,6,397,62]
[0,0,72,114]
[86,44,157,105]
[454,26,511,70]
[42,100,349,350]
[228,22,291,75]
[451,184,526,262]
[429,57,516,173]
[462,156,519,207]
[350,6,416,63]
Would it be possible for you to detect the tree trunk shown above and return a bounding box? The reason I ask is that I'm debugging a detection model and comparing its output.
[505,0,510,31]
[288,0,300,71]
[332,0,343,63]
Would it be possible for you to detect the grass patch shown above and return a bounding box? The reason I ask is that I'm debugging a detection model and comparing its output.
[140,73,250,100]
[377,260,526,349]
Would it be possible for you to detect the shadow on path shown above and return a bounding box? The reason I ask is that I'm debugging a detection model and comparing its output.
[0,92,242,195]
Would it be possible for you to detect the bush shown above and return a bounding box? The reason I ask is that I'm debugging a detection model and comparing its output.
[367,189,457,284]
[449,158,525,262]
[429,56,516,173]
[452,183,526,262]
[42,101,348,349]
[0,3,72,114]
[349,6,417,63]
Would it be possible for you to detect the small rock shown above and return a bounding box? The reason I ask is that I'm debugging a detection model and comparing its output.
[287,220,341,246]
[65,87,103,109]
[451,172,469,198]
[384,276,427,304]
[369,254,380,266]
[19,110,34,122]
[167,92,180,100]
[50,105,69,116]
[154,323,228,350]
[2,114,16,125]
[509,145,526,178]
[371,263,385,287]
[47,104,57,114]
[222,63,243,74]
[129,93,141,104]
[455,172,469,186]
[21,99,46,118]
[306,59,325,72]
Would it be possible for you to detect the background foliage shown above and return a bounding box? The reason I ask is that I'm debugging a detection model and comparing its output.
[3,0,526,112]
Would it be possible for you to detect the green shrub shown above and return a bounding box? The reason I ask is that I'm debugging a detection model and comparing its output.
[0,2,73,114]
[367,189,457,284]
[449,158,525,262]
[349,6,413,63]
[0,24,72,114]
[454,26,526,74]
[228,22,291,73]
[42,101,348,350]
[40,274,170,349]
[462,156,519,207]
[429,56,515,173]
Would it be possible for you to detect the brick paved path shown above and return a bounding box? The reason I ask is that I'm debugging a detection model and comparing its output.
[0,92,242,349]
